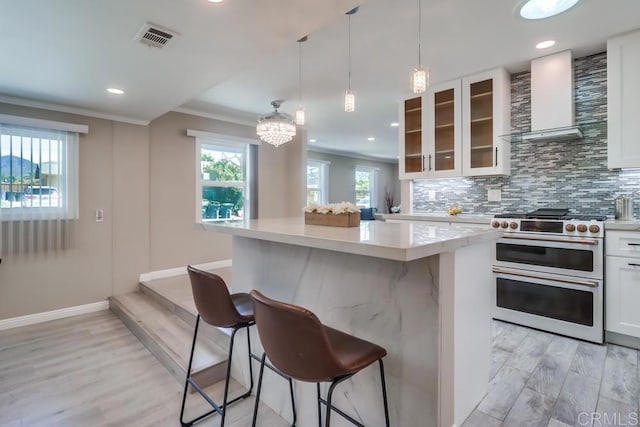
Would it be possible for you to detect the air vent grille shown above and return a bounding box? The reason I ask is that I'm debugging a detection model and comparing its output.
[136,23,176,49]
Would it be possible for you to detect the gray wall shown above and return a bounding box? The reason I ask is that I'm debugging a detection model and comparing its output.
[308,151,400,212]
[0,105,303,320]
[413,52,640,217]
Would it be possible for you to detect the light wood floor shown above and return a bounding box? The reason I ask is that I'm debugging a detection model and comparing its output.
[463,321,640,427]
[0,311,287,427]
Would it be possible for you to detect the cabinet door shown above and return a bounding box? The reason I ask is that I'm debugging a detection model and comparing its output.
[606,256,640,336]
[462,68,511,176]
[608,30,640,169]
[425,80,462,178]
[399,96,427,179]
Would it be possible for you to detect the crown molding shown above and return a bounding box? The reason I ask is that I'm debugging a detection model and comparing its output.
[0,95,150,126]
[172,108,256,127]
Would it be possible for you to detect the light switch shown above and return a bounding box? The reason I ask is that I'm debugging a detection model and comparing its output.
[488,189,502,202]
[428,191,437,201]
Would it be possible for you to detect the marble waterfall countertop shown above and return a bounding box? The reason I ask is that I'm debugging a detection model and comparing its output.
[605,219,640,231]
[207,217,501,262]
[376,212,494,224]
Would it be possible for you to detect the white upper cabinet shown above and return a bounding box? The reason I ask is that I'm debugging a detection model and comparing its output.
[398,96,426,179]
[462,68,511,176]
[398,68,511,180]
[424,79,462,178]
[608,30,640,169]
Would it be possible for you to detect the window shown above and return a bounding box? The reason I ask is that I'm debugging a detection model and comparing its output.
[355,166,378,209]
[0,122,79,220]
[197,141,250,222]
[307,160,329,205]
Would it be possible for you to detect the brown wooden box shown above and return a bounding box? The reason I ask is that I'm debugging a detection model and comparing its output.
[304,212,360,227]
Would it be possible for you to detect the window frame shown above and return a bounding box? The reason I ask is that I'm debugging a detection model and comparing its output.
[194,134,255,223]
[306,159,330,205]
[354,165,379,209]
[0,116,84,221]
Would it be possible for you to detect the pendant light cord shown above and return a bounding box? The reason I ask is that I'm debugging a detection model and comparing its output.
[418,0,422,67]
[348,14,352,91]
[298,42,302,103]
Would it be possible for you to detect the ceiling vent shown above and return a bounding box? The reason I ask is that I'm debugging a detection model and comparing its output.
[135,23,176,48]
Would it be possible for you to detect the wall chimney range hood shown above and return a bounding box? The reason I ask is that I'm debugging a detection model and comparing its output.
[506,50,583,142]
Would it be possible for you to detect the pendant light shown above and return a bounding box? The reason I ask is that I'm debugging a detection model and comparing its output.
[295,36,308,126]
[344,8,358,112]
[411,0,429,94]
[256,100,296,147]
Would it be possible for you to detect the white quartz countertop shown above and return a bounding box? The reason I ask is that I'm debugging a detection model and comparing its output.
[376,212,493,224]
[605,219,640,231]
[206,217,501,261]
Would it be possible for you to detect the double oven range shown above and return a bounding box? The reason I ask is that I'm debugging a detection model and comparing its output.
[490,209,606,343]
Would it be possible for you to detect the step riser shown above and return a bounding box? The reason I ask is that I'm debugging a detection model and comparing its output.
[109,296,228,390]
[139,280,231,352]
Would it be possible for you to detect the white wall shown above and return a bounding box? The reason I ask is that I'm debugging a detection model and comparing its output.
[307,151,400,212]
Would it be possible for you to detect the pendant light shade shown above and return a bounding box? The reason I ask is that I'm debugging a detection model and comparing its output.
[295,36,308,126]
[344,8,358,112]
[411,0,429,94]
[256,100,296,147]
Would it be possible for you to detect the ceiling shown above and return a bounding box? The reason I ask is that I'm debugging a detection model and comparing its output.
[1,0,640,160]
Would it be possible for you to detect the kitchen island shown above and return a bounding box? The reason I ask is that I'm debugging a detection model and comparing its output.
[208,218,500,427]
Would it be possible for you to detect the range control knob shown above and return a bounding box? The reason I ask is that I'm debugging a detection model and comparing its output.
[565,224,576,232]
[577,224,588,233]
[491,221,501,229]
[501,221,509,229]
[589,224,601,233]
[510,222,518,230]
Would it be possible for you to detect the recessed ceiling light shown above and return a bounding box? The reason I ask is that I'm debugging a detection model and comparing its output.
[367,137,375,141]
[309,138,317,143]
[519,0,580,20]
[107,88,124,95]
[207,0,224,3]
[536,40,556,49]
[390,122,400,127]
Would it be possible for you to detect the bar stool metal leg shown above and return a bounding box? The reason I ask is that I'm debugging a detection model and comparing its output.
[379,359,390,427]
[251,353,267,427]
[316,383,322,427]
[180,316,255,427]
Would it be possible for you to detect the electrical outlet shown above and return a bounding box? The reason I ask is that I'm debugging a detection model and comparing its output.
[488,189,502,202]
[428,191,437,201]
[96,209,104,222]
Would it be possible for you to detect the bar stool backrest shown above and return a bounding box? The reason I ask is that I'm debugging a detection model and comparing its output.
[250,290,344,382]
[187,266,244,328]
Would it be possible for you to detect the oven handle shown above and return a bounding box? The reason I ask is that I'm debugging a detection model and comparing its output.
[502,233,599,246]
[492,266,600,288]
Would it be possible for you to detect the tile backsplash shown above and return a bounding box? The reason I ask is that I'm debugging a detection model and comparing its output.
[413,52,640,218]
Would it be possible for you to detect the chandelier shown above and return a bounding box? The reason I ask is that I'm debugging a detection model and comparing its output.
[256,100,296,147]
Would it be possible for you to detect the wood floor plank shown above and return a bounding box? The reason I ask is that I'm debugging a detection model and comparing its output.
[461,409,502,427]
[570,341,608,380]
[526,335,579,399]
[594,395,639,427]
[504,330,554,374]
[477,365,530,420]
[551,371,601,426]
[492,321,530,353]
[0,310,286,427]
[599,345,639,405]
[502,387,556,427]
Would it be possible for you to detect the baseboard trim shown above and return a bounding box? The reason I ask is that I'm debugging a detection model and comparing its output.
[139,259,232,283]
[0,300,109,331]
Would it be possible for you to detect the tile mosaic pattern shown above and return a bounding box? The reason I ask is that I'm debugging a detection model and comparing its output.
[413,52,640,217]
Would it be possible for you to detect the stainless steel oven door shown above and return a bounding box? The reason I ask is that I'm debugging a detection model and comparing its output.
[494,233,603,279]
[491,267,603,343]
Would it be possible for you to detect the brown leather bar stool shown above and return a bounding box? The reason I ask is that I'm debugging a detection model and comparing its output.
[250,290,390,427]
[180,266,256,427]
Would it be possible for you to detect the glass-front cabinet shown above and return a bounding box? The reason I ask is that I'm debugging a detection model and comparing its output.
[462,68,511,176]
[399,97,424,178]
[398,67,511,180]
[425,80,462,177]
